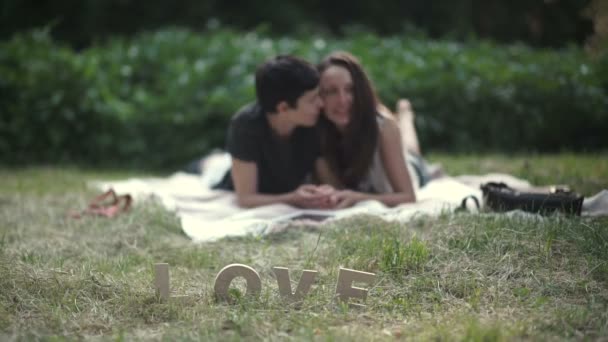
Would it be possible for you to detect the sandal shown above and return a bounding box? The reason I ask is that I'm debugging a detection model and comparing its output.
[68,189,132,219]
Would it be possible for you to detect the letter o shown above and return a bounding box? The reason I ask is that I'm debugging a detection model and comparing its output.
[214,264,262,301]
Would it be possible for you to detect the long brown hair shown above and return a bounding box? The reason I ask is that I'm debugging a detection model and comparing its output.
[318,51,379,188]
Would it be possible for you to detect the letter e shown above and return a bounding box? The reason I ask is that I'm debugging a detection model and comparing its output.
[335,267,375,307]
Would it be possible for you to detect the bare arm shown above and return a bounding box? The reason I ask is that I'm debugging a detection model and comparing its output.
[376,117,416,204]
[231,158,293,208]
[231,158,333,209]
[332,118,416,208]
[378,100,421,155]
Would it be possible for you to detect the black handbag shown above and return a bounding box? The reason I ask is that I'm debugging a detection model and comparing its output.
[480,182,584,216]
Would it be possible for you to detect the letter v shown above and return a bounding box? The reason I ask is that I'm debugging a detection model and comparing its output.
[272,267,318,302]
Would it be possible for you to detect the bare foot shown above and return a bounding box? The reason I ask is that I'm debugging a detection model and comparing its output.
[397,99,414,121]
[395,98,421,155]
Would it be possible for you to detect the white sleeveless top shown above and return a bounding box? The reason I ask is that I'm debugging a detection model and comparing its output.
[356,117,421,194]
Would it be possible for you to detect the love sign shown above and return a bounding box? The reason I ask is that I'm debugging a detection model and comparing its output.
[154,263,376,306]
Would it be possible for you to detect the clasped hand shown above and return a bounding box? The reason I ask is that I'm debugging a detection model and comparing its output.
[291,184,362,209]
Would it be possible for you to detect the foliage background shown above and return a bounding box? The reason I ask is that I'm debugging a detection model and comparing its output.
[0,0,594,48]
[1,0,606,168]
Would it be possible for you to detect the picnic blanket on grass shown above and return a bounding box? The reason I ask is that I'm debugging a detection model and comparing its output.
[91,173,608,242]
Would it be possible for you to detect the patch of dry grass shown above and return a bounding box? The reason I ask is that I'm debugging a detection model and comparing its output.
[0,154,607,340]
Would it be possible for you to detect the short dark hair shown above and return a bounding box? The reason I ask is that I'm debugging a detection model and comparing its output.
[255,55,319,114]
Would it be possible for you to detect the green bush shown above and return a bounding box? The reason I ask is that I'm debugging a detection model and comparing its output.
[0,30,125,165]
[1,28,606,168]
[0,0,593,48]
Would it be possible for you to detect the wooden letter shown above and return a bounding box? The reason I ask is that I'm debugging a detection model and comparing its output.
[214,264,262,301]
[272,267,317,301]
[154,263,170,301]
[335,267,375,307]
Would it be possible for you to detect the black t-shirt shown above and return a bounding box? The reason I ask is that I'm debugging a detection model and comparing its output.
[214,103,320,194]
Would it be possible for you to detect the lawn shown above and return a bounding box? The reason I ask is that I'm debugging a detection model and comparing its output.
[1,154,607,340]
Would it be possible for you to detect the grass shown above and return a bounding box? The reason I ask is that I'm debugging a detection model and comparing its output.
[0,153,607,340]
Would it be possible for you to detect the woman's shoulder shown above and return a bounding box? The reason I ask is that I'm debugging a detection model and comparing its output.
[376,102,393,118]
[375,104,398,127]
[376,113,399,135]
[375,114,403,154]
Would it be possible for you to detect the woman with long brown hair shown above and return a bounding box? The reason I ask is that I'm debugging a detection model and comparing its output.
[315,51,423,208]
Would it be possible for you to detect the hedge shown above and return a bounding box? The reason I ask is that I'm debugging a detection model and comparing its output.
[1,0,593,48]
[1,28,607,168]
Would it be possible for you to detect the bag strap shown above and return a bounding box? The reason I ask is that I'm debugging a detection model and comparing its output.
[457,195,481,212]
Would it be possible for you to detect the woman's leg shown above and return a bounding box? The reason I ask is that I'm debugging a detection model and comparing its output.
[396,99,421,156]
[396,99,446,184]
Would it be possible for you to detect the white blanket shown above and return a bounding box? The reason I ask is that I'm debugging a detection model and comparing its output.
[91,173,607,242]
